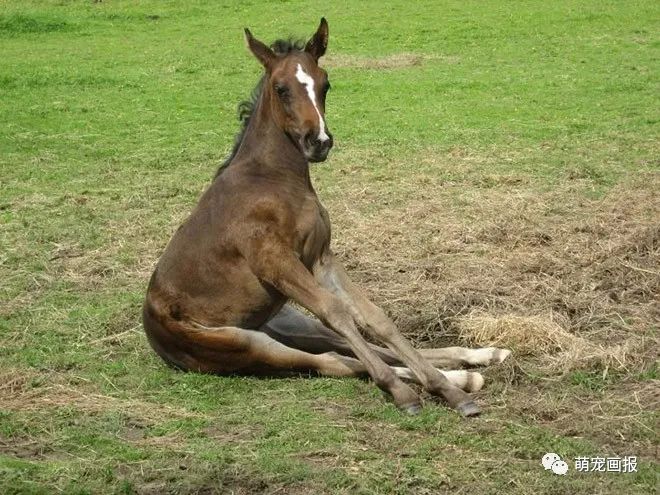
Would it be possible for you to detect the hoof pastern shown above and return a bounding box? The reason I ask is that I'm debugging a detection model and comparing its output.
[495,349,512,363]
[457,400,481,418]
[401,402,422,415]
[468,372,485,392]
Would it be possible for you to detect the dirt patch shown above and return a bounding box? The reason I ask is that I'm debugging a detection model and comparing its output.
[0,435,58,460]
[322,53,458,70]
[320,154,659,461]
[116,461,321,495]
[202,424,263,445]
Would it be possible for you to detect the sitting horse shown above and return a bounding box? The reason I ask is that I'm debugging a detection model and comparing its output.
[143,18,510,416]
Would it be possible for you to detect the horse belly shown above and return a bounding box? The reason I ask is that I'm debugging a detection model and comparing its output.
[151,250,286,330]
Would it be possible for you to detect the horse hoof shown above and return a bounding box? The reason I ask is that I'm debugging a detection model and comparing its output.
[457,400,481,418]
[494,348,512,363]
[401,402,422,415]
[467,372,485,392]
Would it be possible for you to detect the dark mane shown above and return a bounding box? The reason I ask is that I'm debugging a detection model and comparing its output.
[214,38,306,177]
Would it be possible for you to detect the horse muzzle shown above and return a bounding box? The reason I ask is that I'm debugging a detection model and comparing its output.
[302,131,333,162]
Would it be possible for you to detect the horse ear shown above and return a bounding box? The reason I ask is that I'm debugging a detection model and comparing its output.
[244,28,276,69]
[305,17,328,61]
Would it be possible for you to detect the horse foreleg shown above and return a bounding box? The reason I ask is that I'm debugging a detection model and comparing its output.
[247,245,423,414]
[314,252,484,417]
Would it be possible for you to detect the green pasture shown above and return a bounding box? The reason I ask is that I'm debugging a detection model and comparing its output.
[1,1,658,493]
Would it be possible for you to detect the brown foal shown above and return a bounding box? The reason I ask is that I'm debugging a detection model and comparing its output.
[143,19,511,416]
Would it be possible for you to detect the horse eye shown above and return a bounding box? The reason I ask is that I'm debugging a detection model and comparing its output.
[275,84,290,99]
[323,81,331,93]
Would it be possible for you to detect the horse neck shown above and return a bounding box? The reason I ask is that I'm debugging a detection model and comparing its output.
[233,90,312,185]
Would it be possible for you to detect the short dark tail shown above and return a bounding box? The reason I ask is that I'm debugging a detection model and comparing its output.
[142,302,245,374]
[142,302,193,371]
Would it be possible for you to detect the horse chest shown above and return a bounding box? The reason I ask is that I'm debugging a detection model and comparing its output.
[298,202,331,269]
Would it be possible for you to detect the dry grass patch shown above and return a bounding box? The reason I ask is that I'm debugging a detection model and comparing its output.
[457,312,643,373]
[323,154,659,377]
[457,313,573,355]
[0,368,205,423]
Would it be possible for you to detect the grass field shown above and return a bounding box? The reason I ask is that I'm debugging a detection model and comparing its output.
[1,1,658,493]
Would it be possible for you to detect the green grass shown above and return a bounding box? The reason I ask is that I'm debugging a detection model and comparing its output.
[1,1,658,493]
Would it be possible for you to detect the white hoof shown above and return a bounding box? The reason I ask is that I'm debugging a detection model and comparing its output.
[493,348,512,364]
[467,371,485,392]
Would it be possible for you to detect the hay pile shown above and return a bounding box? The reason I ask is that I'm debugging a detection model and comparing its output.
[456,312,638,372]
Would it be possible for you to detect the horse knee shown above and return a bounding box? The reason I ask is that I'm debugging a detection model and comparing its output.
[320,297,356,333]
[368,315,397,341]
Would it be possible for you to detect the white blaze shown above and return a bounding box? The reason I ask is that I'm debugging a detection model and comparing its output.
[295,63,329,142]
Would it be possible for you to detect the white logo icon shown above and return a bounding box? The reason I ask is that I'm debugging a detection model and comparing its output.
[542,452,561,470]
[542,453,569,475]
[552,460,569,475]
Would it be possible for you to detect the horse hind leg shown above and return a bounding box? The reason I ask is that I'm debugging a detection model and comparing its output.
[150,313,471,397]
[178,322,367,377]
[392,367,485,393]
[244,327,483,392]
[217,325,480,392]
[261,304,401,363]
[237,325,484,392]
[259,307,487,392]
[262,305,511,369]
[417,347,512,367]
[143,307,362,377]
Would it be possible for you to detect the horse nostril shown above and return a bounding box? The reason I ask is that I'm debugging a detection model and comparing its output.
[303,131,315,147]
[303,131,333,152]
